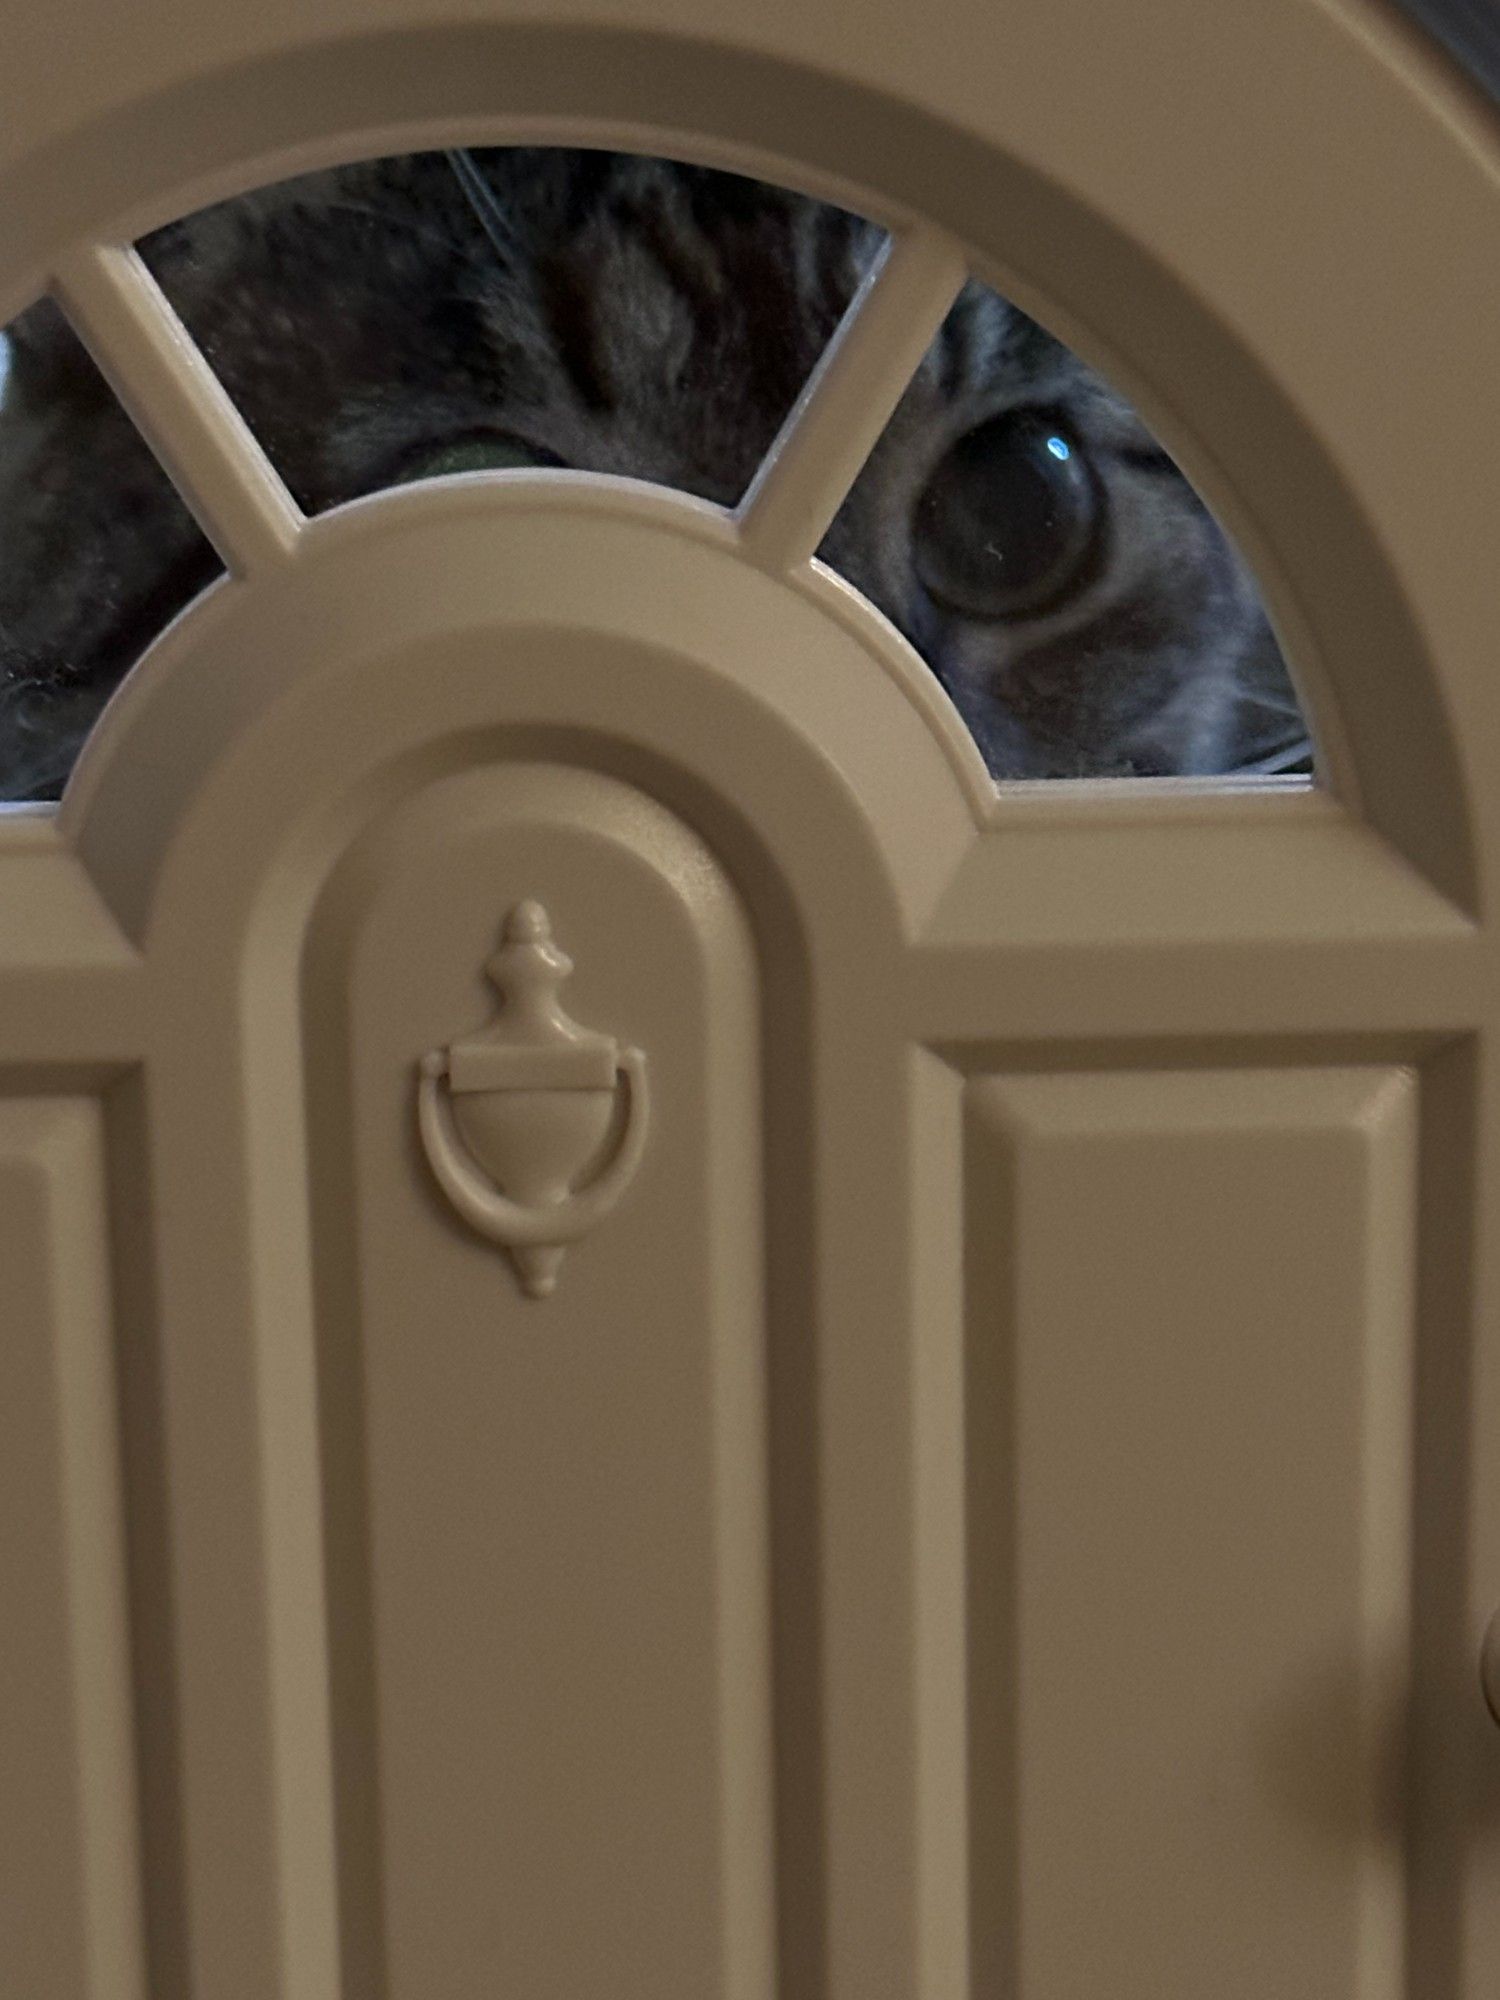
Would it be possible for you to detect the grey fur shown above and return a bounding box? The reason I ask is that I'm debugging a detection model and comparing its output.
[0,148,1305,799]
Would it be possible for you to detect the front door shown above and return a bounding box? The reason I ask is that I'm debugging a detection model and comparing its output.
[3,1,1499,1996]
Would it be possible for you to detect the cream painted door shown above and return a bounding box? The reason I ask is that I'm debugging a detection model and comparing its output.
[3,2,1500,1998]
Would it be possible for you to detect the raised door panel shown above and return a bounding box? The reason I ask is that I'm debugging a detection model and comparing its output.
[964,1067,1418,1998]
[302,762,773,1998]
[0,1099,146,2000]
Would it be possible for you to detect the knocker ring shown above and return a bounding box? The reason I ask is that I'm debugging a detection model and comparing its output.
[417,900,649,1298]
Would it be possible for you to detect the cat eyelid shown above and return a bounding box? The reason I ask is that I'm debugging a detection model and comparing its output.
[377,427,565,486]
[1109,445,1187,478]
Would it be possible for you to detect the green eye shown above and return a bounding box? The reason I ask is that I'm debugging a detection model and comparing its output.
[396,435,558,482]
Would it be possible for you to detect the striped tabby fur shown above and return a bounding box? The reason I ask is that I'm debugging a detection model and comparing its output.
[0,149,1305,799]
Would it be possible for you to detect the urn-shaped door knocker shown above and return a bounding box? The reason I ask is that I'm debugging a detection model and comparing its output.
[417,901,649,1298]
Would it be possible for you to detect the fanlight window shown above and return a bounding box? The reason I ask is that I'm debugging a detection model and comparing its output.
[0,148,1311,802]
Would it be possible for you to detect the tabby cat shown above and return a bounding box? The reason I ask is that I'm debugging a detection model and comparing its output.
[0,148,1307,801]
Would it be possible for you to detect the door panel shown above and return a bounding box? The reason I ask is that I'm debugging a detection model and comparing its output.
[965,1068,1417,1997]
[0,1100,146,2000]
[304,764,772,1997]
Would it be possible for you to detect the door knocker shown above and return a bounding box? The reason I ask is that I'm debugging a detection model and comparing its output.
[417,900,649,1298]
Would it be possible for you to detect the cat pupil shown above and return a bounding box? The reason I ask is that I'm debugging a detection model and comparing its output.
[914,410,1100,623]
[0,147,1312,798]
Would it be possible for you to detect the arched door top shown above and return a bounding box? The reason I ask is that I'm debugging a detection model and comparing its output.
[4,1,1491,909]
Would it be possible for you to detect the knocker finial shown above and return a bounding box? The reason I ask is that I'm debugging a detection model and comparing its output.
[417,900,649,1298]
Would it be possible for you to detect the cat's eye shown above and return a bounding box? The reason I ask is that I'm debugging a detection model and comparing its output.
[0,146,1313,800]
[391,434,562,484]
[912,410,1101,622]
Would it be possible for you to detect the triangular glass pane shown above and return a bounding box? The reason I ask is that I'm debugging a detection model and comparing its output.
[139,150,875,516]
[0,299,224,802]
[816,274,1310,778]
